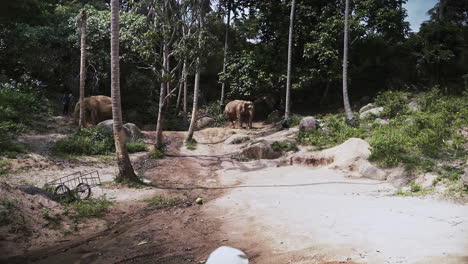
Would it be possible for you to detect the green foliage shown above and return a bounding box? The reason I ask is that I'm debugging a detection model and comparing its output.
[70,197,113,219]
[231,136,250,144]
[186,138,197,151]
[374,91,410,118]
[202,102,226,127]
[369,88,467,170]
[127,141,147,153]
[297,114,366,150]
[410,181,422,193]
[149,146,166,159]
[0,198,29,235]
[144,196,179,210]
[271,141,298,152]
[53,127,115,156]
[0,86,47,156]
[0,160,11,176]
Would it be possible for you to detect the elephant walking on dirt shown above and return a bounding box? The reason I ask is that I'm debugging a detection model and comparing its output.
[224,100,255,129]
[74,96,112,127]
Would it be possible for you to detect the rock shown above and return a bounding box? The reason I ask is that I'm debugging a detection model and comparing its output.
[266,110,281,123]
[359,103,374,113]
[356,160,387,180]
[359,107,384,119]
[416,173,438,188]
[375,118,389,125]
[97,120,143,142]
[195,197,203,204]
[225,134,250,144]
[206,246,249,264]
[386,166,411,187]
[408,101,421,112]
[123,123,143,141]
[299,117,318,132]
[241,142,282,160]
[463,168,468,186]
[197,117,215,129]
[16,185,60,202]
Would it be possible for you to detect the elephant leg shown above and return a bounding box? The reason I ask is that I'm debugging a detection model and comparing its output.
[237,113,242,129]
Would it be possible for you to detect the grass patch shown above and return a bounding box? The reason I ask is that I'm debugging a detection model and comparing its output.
[53,127,115,156]
[144,196,179,210]
[127,141,147,153]
[393,181,436,197]
[0,160,11,176]
[297,114,366,150]
[186,138,197,151]
[149,145,166,159]
[231,136,250,144]
[271,141,298,152]
[69,197,113,219]
[0,198,29,235]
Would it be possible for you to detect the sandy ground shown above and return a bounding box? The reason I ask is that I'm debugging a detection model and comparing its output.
[2,119,467,264]
[206,164,468,264]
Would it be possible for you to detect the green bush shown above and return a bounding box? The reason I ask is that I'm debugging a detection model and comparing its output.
[297,114,366,150]
[374,90,410,118]
[202,101,226,127]
[186,138,197,151]
[231,136,250,144]
[127,141,147,153]
[144,196,179,210]
[53,127,115,156]
[70,197,113,219]
[0,86,49,156]
[149,146,166,159]
[271,141,298,152]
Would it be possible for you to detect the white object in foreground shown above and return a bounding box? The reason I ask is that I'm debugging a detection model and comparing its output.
[205,246,249,264]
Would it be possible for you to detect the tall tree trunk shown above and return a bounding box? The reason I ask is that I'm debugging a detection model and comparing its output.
[175,68,183,114]
[182,59,188,114]
[186,13,202,142]
[220,0,231,108]
[78,10,87,127]
[285,0,295,120]
[342,0,354,122]
[110,0,139,183]
[155,43,168,148]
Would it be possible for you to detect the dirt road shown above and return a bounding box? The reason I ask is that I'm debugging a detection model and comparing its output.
[4,125,468,264]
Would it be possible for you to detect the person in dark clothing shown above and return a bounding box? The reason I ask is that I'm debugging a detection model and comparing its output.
[62,92,72,115]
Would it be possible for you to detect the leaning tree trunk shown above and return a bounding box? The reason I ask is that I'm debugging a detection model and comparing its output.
[220,0,231,108]
[285,0,295,120]
[175,68,183,114]
[77,10,87,127]
[186,14,202,142]
[155,43,168,149]
[342,0,354,123]
[110,0,139,183]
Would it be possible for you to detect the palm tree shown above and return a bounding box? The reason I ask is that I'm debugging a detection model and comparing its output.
[110,0,140,183]
[220,0,231,108]
[186,3,203,142]
[77,10,87,127]
[342,0,355,124]
[285,0,295,120]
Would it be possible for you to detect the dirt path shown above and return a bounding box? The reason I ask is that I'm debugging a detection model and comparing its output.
[3,123,467,264]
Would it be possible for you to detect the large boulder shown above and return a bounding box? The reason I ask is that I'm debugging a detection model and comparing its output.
[375,118,389,125]
[206,246,249,264]
[241,142,282,160]
[359,103,374,113]
[197,117,215,129]
[360,107,384,119]
[97,120,143,142]
[299,116,318,132]
[123,123,143,141]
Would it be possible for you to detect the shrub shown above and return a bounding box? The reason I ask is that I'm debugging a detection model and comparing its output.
[70,197,113,219]
[202,101,226,127]
[127,141,147,153]
[144,196,179,210]
[149,146,166,159]
[271,141,298,152]
[410,181,422,193]
[53,127,115,156]
[231,136,250,144]
[186,138,197,151]
[297,114,366,150]
[374,90,410,118]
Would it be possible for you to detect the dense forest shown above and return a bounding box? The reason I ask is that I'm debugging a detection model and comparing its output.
[1,0,466,121]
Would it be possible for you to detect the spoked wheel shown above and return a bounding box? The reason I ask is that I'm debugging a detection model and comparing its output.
[54,184,73,203]
[75,183,91,200]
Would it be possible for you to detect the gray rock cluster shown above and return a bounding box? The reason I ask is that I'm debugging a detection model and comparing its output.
[97,120,143,142]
